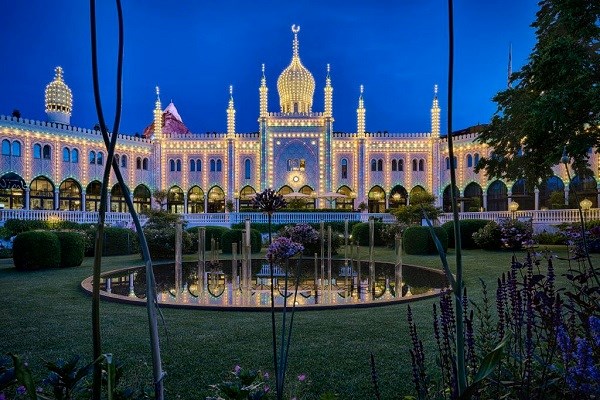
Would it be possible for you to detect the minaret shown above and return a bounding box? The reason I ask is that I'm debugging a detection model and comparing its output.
[259,64,268,118]
[323,64,334,196]
[356,85,366,206]
[153,86,162,140]
[259,64,269,190]
[431,84,440,137]
[227,85,236,137]
[357,84,366,137]
[45,66,73,125]
[324,64,333,118]
[153,86,165,192]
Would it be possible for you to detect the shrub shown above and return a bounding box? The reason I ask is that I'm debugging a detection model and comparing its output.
[220,229,262,254]
[534,230,566,245]
[104,227,139,256]
[4,219,46,236]
[55,231,85,268]
[403,226,448,255]
[13,231,61,270]
[473,221,502,250]
[350,222,386,246]
[143,211,191,259]
[0,248,12,258]
[380,222,409,247]
[188,226,230,251]
[499,218,533,250]
[442,219,489,249]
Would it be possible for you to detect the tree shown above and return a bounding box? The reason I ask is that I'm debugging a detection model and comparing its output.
[476,0,600,187]
[152,189,168,210]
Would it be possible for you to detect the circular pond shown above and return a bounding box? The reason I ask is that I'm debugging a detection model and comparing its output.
[82,259,447,311]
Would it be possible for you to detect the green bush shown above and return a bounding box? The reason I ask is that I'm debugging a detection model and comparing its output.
[188,226,230,251]
[0,248,12,259]
[104,227,139,256]
[403,226,448,255]
[534,230,566,245]
[13,231,61,270]
[4,219,46,236]
[230,222,287,234]
[351,222,386,246]
[473,221,502,250]
[54,231,85,268]
[442,219,490,249]
[220,229,262,254]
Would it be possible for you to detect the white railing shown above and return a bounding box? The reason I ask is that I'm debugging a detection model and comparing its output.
[438,208,600,225]
[0,209,145,226]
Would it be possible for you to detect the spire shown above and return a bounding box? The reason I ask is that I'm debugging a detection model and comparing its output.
[155,86,161,110]
[324,64,333,118]
[431,84,441,137]
[259,63,268,118]
[292,24,300,58]
[227,85,236,137]
[357,84,365,137]
[153,86,162,139]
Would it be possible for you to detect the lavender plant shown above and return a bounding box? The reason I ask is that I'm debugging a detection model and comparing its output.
[252,189,286,245]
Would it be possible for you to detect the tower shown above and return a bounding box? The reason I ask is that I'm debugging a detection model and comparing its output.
[45,66,73,125]
[357,84,366,137]
[259,65,269,190]
[227,85,236,137]
[356,85,366,204]
[227,85,236,201]
[431,84,440,137]
[323,64,334,193]
[324,64,333,118]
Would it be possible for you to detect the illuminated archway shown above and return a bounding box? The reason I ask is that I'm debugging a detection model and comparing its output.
[29,176,55,210]
[187,186,205,213]
[368,185,386,213]
[59,178,82,211]
[167,186,184,214]
[133,184,151,213]
[207,186,225,213]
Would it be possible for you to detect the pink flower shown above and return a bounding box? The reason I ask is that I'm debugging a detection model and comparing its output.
[264,385,270,393]
[233,365,241,374]
[297,373,306,382]
[263,372,270,379]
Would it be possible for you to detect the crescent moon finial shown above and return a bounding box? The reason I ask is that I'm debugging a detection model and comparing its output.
[292,24,300,34]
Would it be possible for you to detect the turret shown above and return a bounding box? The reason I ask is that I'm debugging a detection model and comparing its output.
[324,64,333,118]
[259,64,268,118]
[431,84,440,137]
[227,85,236,137]
[153,86,162,140]
[357,84,366,137]
[45,66,73,124]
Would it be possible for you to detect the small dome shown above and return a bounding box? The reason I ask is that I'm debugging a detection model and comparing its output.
[45,67,73,122]
[277,25,315,114]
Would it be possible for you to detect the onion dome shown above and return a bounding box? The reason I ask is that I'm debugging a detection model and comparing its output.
[45,66,73,124]
[277,25,315,114]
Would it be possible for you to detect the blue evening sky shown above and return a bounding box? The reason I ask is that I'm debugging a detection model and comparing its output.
[0,1,538,135]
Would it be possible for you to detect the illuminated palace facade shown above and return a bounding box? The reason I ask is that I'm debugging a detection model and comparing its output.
[1,27,599,214]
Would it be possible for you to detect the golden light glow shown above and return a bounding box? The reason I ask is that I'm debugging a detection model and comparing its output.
[45,67,72,116]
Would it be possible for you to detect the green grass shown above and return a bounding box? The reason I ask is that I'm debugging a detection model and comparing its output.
[0,246,578,398]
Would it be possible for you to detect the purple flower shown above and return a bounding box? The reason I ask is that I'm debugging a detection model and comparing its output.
[263,371,270,379]
[266,237,304,265]
[0,392,6,400]
[590,316,600,348]
[264,385,270,393]
[16,386,26,395]
[280,224,319,246]
[233,365,241,374]
[297,373,306,382]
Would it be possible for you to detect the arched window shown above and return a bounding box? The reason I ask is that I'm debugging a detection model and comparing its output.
[33,144,42,159]
[121,154,127,168]
[371,159,377,171]
[244,159,251,180]
[196,159,201,171]
[467,154,473,168]
[216,159,222,172]
[136,157,141,170]
[391,159,397,171]
[412,159,418,171]
[71,148,79,163]
[419,159,424,171]
[114,154,120,166]
[341,158,348,179]
[1,140,10,156]
[398,159,404,171]
[42,145,51,159]
[453,156,457,168]
[11,141,21,157]
[96,151,103,165]
[190,159,196,172]
[89,151,96,164]
[446,157,450,170]
[210,159,216,172]
[142,158,148,170]
[176,159,181,172]
[377,159,383,171]
[474,153,480,167]
[170,159,175,172]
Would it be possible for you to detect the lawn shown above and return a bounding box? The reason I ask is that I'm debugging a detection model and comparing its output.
[0,246,577,399]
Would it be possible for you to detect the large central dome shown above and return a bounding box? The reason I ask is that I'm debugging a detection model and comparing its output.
[277,25,315,114]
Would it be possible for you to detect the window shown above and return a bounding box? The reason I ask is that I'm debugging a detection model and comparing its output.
[377,159,383,171]
[196,159,201,172]
[474,153,480,167]
[210,159,216,172]
[90,151,96,164]
[447,156,456,169]
[11,141,21,157]
[136,157,141,170]
[244,159,251,180]
[412,159,417,171]
[371,159,377,172]
[96,151,103,165]
[341,158,348,179]
[176,159,181,172]
[121,154,127,168]
[62,148,70,162]
[71,148,79,163]
[418,159,424,171]
[114,154,120,166]
[398,159,404,172]
[33,144,41,159]
[216,159,222,172]
[170,159,175,172]
[1,140,9,156]
[142,158,148,170]
[42,145,51,160]
[467,154,473,168]
[190,159,196,172]
[391,159,397,171]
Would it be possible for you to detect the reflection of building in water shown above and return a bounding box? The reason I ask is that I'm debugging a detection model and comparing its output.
[2,26,598,214]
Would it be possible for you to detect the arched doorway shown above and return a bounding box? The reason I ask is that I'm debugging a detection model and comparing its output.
[463,182,483,211]
[110,183,128,212]
[133,184,151,213]
[239,186,256,211]
[539,176,565,209]
[86,181,102,211]
[336,185,355,210]
[511,179,534,210]
[569,176,598,208]
[487,180,508,211]
[59,179,82,211]
[368,186,386,213]
[442,184,460,212]
[207,186,225,213]
[389,185,408,209]
[0,172,26,209]
[409,185,427,204]
[167,186,184,213]
[29,176,54,210]
[277,185,293,196]
[299,185,316,209]
[187,186,205,213]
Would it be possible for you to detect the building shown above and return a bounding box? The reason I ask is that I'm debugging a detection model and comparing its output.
[1,26,598,214]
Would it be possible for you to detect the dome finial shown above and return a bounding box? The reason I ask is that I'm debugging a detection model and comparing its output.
[360,84,364,96]
[434,84,438,96]
[229,85,233,98]
[155,86,160,101]
[291,24,300,58]
[326,63,330,77]
[262,63,265,77]
[55,66,64,82]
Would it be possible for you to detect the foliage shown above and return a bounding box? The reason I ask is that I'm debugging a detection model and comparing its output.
[534,230,566,245]
[358,202,367,212]
[225,200,235,213]
[498,218,534,250]
[4,219,47,237]
[152,190,168,211]
[442,219,489,249]
[409,191,436,206]
[559,221,600,254]
[475,0,600,184]
[13,231,61,270]
[231,223,287,234]
[393,191,441,225]
[467,196,481,212]
[350,222,386,247]
[187,226,230,252]
[252,189,286,216]
[207,365,270,400]
[547,191,566,209]
[265,237,304,266]
[402,226,448,255]
[278,224,344,256]
[379,222,408,248]
[220,229,262,254]
[54,231,85,268]
[142,211,191,259]
[473,221,503,250]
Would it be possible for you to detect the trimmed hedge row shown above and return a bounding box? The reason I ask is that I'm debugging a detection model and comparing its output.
[220,229,262,254]
[442,219,489,249]
[55,231,85,268]
[403,226,448,255]
[351,222,386,246]
[13,230,86,270]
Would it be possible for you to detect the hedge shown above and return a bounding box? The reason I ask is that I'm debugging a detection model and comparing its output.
[13,231,61,270]
[220,229,262,254]
[403,226,448,255]
[4,219,47,236]
[188,226,231,251]
[350,222,386,246]
[442,219,489,249]
[55,231,85,268]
